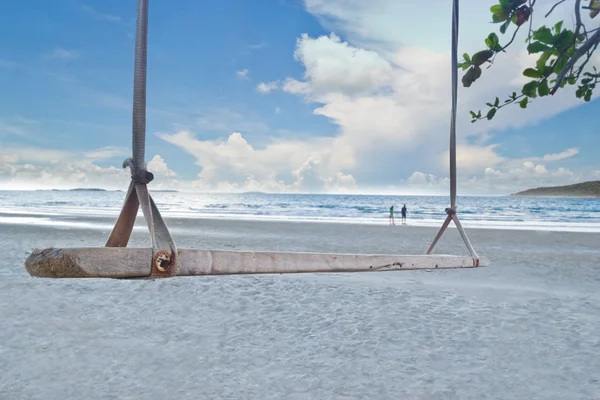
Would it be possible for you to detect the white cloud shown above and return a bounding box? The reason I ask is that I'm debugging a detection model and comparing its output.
[440,144,505,173]
[147,155,177,178]
[236,69,249,79]
[403,146,587,195]
[0,115,40,137]
[45,48,79,61]
[81,5,121,22]
[84,146,129,160]
[542,148,580,162]
[0,145,183,191]
[157,131,356,193]
[256,81,280,93]
[285,33,393,96]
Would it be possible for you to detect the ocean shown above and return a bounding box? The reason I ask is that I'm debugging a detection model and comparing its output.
[1,190,599,233]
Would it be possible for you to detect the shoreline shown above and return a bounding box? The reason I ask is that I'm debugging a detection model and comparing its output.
[1,210,600,234]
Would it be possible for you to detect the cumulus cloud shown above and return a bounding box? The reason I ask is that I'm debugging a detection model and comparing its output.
[256,81,280,93]
[157,131,356,193]
[404,147,589,195]
[0,146,181,191]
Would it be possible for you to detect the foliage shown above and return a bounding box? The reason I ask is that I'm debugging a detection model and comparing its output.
[459,0,600,122]
[512,180,600,197]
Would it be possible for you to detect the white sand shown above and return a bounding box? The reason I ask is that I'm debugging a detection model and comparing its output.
[2,218,600,399]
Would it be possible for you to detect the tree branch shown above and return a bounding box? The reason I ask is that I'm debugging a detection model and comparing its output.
[551,28,600,94]
[545,0,567,18]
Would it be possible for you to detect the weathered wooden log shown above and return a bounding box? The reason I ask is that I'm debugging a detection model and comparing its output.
[24,248,489,278]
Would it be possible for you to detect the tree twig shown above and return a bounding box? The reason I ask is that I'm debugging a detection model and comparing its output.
[545,0,567,17]
[551,28,600,93]
[528,0,535,41]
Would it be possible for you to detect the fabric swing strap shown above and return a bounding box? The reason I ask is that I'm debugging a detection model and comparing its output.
[105,0,177,277]
[449,0,458,210]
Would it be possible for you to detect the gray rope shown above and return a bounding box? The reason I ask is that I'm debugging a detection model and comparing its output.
[132,0,148,170]
[449,0,458,209]
[107,0,177,276]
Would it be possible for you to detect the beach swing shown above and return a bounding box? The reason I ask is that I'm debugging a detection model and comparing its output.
[24,0,489,278]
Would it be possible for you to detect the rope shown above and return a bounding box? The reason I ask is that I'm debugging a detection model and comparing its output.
[106,0,177,277]
[449,0,458,209]
[132,0,148,170]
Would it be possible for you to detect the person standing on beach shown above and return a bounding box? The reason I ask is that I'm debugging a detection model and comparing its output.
[401,204,407,225]
[389,205,395,225]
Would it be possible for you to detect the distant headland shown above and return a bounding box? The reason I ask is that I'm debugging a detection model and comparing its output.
[511,181,600,198]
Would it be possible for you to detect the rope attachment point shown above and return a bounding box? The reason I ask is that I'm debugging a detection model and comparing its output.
[122,157,154,184]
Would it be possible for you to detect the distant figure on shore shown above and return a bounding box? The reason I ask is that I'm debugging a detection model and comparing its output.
[389,205,395,225]
[401,204,407,225]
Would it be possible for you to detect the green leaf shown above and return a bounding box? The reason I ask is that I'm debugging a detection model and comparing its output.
[538,79,550,96]
[527,41,549,54]
[485,33,502,51]
[523,68,542,78]
[462,66,483,87]
[553,57,569,74]
[553,30,574,50]
[490,4,508,21]
[522,81,538,97]
[500,19,511,34]
[472,50,494,66]
[567,74,577,85]
[542,66,554,77]
[554,21,563,34]
[463,53,471,63]
[494,97,500,107]
[519,97,529,108]
[457,61,471,71]
[490,4,503,13]
[470,111,477,118]
[486,108,497,120]
[536,50,553,71]
[533,27,554,44]
[584,90,592,102]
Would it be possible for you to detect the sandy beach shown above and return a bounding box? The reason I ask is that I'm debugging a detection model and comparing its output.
[2,217,600,399]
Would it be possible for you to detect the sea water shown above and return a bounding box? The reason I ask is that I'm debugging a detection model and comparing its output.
[0,190,599,232]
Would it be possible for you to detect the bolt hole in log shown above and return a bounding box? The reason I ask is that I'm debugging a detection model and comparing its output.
[154,252,172,273]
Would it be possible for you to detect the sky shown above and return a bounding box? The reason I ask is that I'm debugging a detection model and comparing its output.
[0,0,598,195]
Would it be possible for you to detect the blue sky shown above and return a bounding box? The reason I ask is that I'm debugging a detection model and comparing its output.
[0,0,598,193]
